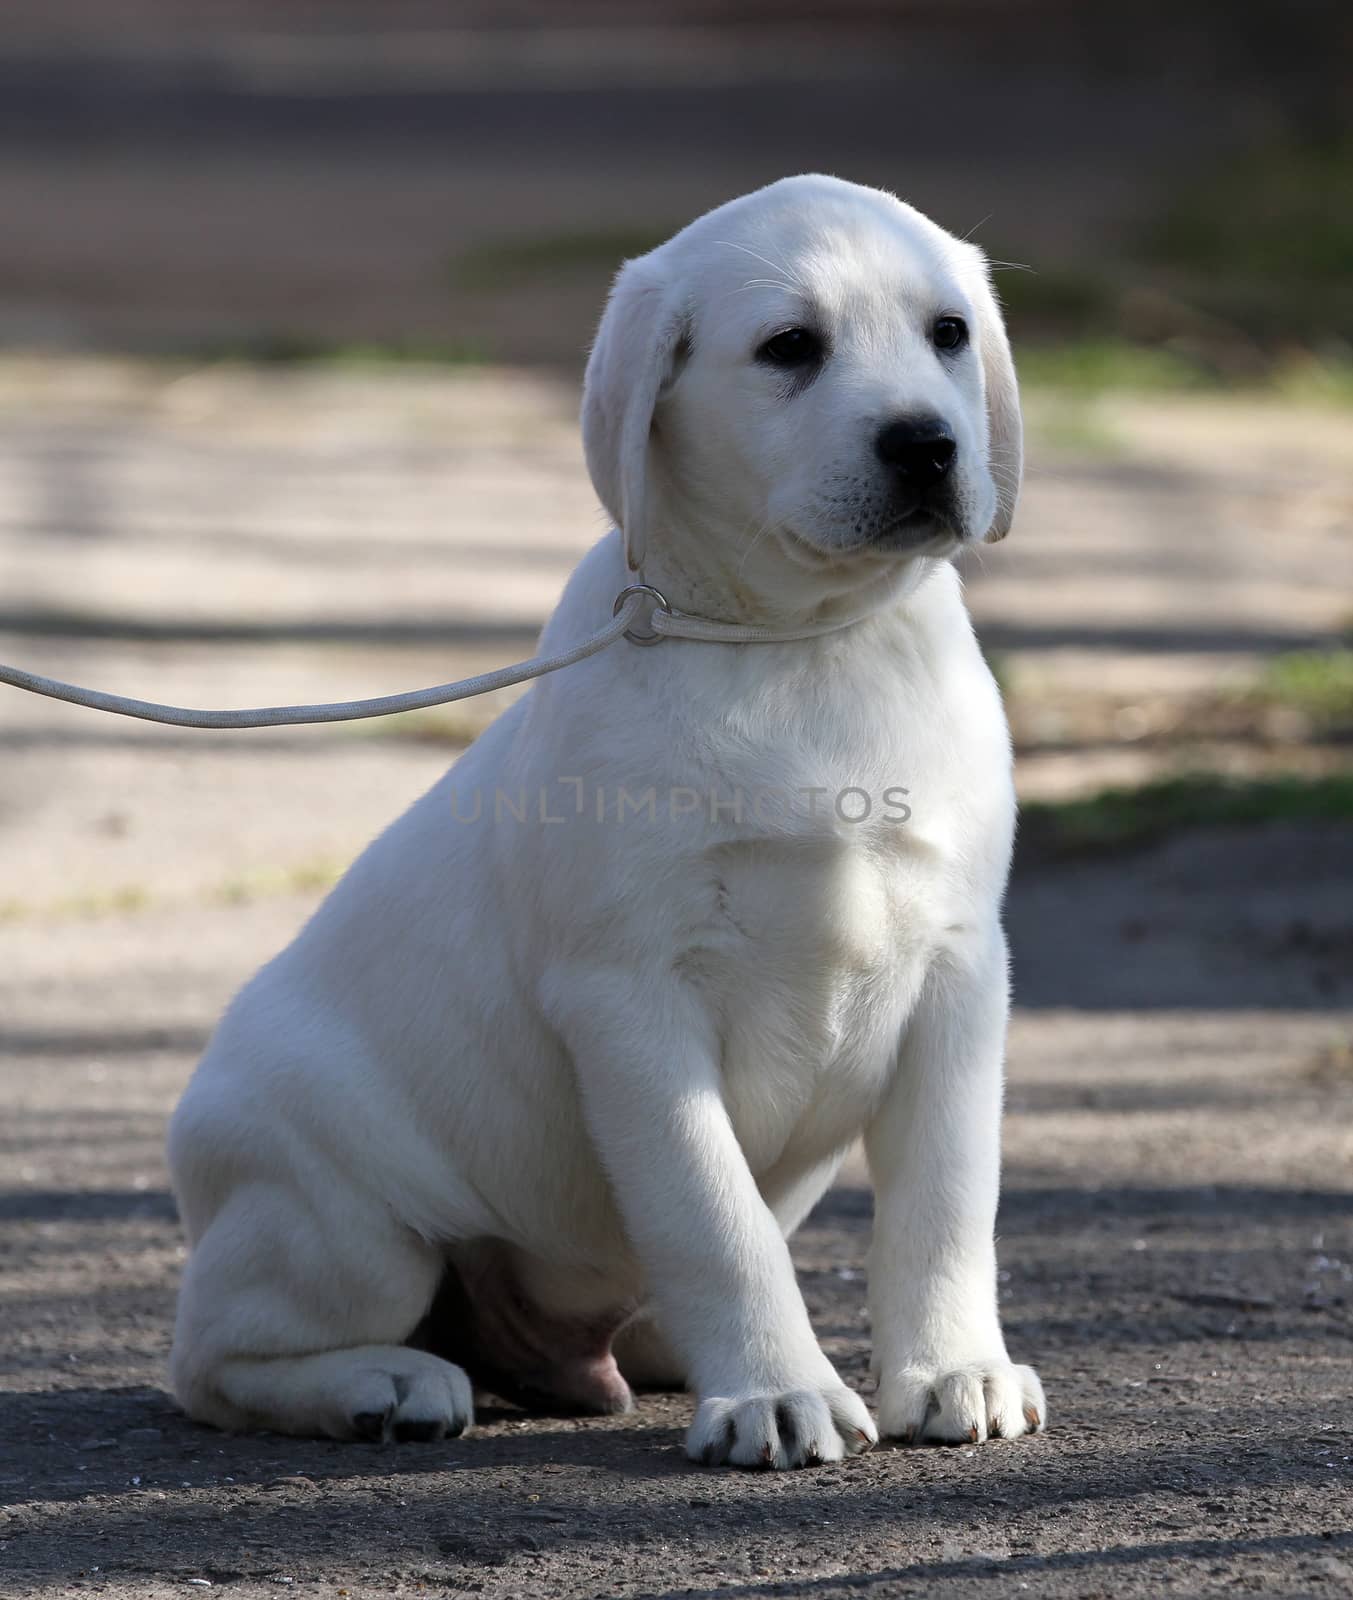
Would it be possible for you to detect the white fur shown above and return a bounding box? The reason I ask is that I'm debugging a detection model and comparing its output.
[168,174,1044,1468]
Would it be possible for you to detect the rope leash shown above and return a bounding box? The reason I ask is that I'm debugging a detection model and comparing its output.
[0,582,875,732]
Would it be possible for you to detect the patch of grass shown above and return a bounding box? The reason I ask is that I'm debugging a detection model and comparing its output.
[214,858,345,906]
[996,138,1353,390]
[0,858,345,924]
[1139,138,1353,352]
[1307,1035,1353,1086]
[993,267,1116,337]
[340,707,490,747]
[1019,772,1353,861]
[1017,339,1220,395]
[1251,651,1353,732]
[1021,391,1126,453]
[449,227,676,291]
[52,884,151,919]
[1147,139,1353,292]
[1272,354,1353,409]
[0,884,150,923]
[1017,339,1353,404]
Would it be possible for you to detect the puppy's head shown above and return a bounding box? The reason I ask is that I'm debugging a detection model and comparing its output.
[582,174,1021,586]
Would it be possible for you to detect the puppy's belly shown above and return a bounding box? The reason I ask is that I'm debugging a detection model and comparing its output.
[417,1239,638,1414]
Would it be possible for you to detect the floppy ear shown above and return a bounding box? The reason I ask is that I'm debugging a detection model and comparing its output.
[966,256,1023,542]
[581,256,689,573]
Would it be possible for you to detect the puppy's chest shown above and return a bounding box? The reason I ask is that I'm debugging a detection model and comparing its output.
[685,825,937,1167]
[676,682,1007,1166]
[664,620,1007,1166]
[683,685,984,1026]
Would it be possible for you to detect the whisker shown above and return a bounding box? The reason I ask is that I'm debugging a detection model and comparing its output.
[729,278,797,296]
[737,513,776,579]
[714,239,807,289]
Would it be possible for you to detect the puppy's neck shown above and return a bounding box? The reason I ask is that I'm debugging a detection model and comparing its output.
[636,508,941,631]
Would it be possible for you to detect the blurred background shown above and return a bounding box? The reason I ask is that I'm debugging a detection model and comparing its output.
[3,0,1350,961]
[2,6,1352,1588]
[1,1,1351,369]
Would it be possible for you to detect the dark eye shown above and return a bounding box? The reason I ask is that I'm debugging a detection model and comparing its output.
[757,327,823,368]
[932,316,968,352]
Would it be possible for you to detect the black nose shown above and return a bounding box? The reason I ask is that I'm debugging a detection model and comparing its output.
[874,417,956,490]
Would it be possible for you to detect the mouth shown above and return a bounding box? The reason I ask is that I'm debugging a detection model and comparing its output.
[774,499,965,569]
[859,504,963,553]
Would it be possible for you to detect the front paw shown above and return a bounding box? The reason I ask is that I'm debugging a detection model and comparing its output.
[687,1382,877,1470]
[879,1360,1045,1445]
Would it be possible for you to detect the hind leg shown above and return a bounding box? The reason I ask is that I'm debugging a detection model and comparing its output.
[170,1180,473,1443]
[211,1342,473,1443]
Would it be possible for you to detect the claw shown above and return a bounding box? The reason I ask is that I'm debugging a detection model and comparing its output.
[1023,1405,1041,1431]
[350,1408,391,1444]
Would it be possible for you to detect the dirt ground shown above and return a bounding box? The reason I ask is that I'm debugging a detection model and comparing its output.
[1,363,1352,1597]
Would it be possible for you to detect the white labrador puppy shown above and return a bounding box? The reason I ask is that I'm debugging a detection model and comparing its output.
[168,173,1044,1469]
